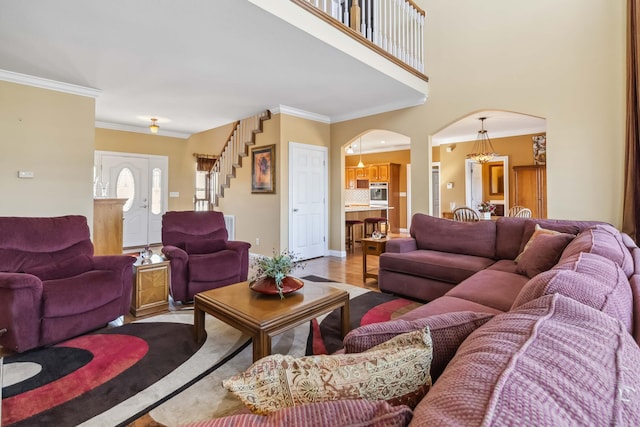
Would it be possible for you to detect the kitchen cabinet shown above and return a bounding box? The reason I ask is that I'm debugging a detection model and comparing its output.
[513,165,547,218]
[369,164,390,182]
[345,167,357,189]
[355,166,369,179]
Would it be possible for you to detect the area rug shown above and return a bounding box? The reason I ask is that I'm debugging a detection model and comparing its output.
[1,281,421,427]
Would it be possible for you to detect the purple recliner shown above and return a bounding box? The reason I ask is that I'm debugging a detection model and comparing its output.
[161,211,251,302]
[0,215,135,353]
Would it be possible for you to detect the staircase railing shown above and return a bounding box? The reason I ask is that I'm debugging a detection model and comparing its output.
[210,110,271,207]
[291,0,426,78]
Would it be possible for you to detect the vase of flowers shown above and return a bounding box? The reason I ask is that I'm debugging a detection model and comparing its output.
[478,201,496,219]
[249,249,306,299]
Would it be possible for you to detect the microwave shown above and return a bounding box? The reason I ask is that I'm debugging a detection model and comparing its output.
[370,182,388,205]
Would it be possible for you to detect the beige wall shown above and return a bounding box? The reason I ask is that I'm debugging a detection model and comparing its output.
[330,0,625,252]
[345,150,411,229]
[0,81,95,221]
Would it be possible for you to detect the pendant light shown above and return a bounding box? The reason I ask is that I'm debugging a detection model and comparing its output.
[466,117,497,163]
[356,137,365,168]
[149,118,159,134]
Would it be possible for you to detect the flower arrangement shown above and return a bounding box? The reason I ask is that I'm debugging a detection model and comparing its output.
[478,201,496,214]
[250,249,306,299]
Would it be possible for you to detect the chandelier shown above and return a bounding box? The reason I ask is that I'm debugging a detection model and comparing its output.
[466,117,497,163]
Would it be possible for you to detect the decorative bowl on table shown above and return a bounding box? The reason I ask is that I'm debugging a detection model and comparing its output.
[250,276,304,296]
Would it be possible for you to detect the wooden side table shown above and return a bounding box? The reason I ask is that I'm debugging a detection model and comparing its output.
[361,237,390,282]
[131,254,170,317]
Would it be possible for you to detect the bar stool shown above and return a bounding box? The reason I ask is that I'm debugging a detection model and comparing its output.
[364,217,389,237]
[345,219,363,252]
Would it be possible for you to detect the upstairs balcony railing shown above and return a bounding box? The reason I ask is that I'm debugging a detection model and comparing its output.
[292,0,426,79]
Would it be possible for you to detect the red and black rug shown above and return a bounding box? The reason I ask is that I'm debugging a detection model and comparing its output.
[1,281,421,426]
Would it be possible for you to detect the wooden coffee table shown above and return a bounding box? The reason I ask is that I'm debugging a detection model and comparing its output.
[194,281,350,362]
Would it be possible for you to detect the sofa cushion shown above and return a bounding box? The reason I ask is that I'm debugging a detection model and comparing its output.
[512,252,633,332]
[179,400,413,427]
[515,233,575,278]
[42,270,122,317]
[410,214,497,258]
[223,328,433,415]
[409,294,640,427]
[343,311,494,381]
[494,217,526,260]
[515,224,575,262]
[518,219,581,255]
[561,224,634,277]
[380,250,495,285]
[185,239,227,255]
[399,295,504,319]
[445,270,530,312]
[485,259,518,273]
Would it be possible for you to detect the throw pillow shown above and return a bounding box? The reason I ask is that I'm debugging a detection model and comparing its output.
[223,328,433,415]
[514,224,575,262]
[343,311,494,381]
[185,239,227,255]
[515,233,575,278]
[178,400,413,427]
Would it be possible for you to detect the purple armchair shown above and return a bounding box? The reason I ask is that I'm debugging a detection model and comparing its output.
[0,215,135,353]
[161,211,251,302]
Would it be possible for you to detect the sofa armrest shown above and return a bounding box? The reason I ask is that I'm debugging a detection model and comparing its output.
[385,237,418,253]
[0,272,44,352]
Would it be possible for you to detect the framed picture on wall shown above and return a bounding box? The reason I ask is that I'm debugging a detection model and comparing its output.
[251,144,275,193]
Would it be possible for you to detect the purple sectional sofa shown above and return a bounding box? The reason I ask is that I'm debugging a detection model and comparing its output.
[186,214,640,426]
[0,215,135,352]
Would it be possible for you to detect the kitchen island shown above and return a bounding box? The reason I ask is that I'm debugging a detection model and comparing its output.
[345,205,394,243]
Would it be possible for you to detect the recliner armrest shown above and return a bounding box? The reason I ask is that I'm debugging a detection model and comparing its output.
[385,237,418,253]
[0,272,43,291]
[225,240,251,253]
[0,272,44,352]
[162,245,188,261]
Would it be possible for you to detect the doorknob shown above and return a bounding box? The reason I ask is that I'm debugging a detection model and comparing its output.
[293,208,299,212]
[140,204,148,208]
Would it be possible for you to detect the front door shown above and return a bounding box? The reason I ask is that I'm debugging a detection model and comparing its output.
[289,142,328,260]
[95,151,168,248]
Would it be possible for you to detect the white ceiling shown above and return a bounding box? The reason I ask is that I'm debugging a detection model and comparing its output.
[0,0,425,137]
[0,1,546,147]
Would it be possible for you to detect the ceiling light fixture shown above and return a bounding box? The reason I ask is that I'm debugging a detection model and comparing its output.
[466,117,497,163]
[149,118,159,134]
[357,137,365,168]
[345,144,354,155]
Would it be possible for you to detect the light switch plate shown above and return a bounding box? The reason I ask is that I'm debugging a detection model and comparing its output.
[169,192,180,197]
[18,171,34,179]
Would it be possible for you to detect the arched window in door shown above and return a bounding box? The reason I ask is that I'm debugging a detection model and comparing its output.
[116,167,135,212]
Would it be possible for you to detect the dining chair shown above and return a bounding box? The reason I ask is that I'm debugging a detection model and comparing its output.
[514,207,532,218]
[507,205,525,217]
[453,207,480,222]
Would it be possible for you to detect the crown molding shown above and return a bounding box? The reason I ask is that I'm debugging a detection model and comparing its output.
[270,105,331,124]
[0,69,101,98]
[95,121,190,139]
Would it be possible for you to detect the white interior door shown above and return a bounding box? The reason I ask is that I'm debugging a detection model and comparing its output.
[289,142,328,260]
[95,152,168,248]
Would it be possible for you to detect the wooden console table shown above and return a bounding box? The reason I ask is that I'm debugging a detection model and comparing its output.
[361,237,390,282]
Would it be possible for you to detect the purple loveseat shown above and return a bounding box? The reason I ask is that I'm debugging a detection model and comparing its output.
[189,215,640,426]
[161,211,251,302]
[0,215,135,353]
